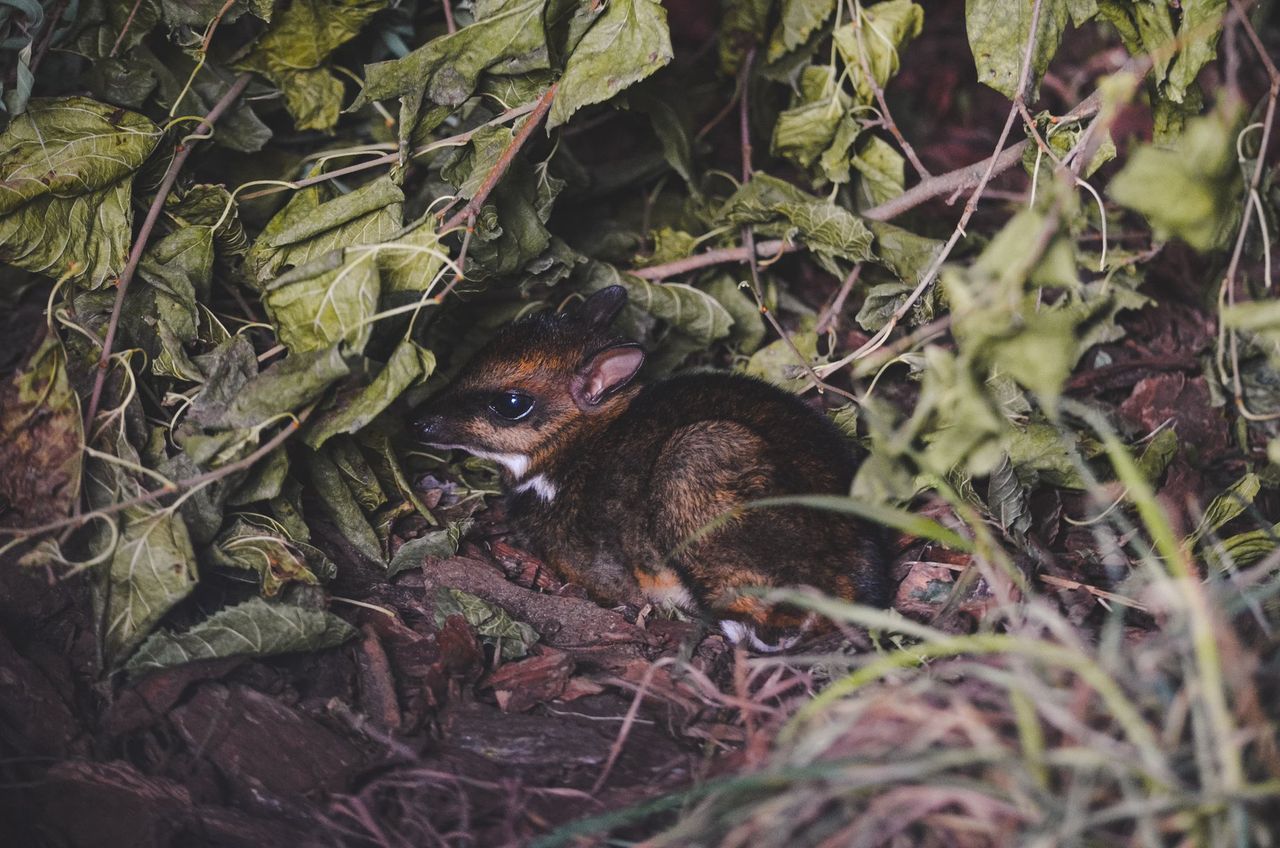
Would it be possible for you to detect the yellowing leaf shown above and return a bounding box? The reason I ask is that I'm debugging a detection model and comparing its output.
[0,329,83,526]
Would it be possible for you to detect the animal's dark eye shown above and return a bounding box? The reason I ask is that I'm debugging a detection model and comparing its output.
[488,391,534,421]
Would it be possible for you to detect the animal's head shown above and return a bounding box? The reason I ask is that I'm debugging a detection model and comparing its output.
[412,286,645,481]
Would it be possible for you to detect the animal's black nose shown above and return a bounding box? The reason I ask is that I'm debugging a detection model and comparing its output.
[414,415,443,440]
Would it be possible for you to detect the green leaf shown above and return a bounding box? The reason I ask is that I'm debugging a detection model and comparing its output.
[254,178,404,271]
[304,339,436,448]
[705,275,766,353]
[1006,421,1087,489]
[249,178,405,354]
[966,0,1069,100]
[308,443,384,562]
[263,248,381,354]
[855,281,912,332]
[986,453,1031,538]
[1164,0,1227,104]
[0,97,160,285]
[770,65,850,175]
[137,48,272,153]
[357,0,548,111]
[1108,101,1242,252]
[378,219,448,294]
[102,507,200,664]
[767,0,837,61]
[1188,473,1261,543]
[1221,300,1280,369]
[720,0,774,73]
[194,345,351,431]
[228,448,291,505]
[633,92,698,194]
[238,0,386,131]
[744,330,820,392]
[124,596,357,675]
[1204,523,1280,570]
[832,0,924,101]
[913,346,1009,476]
[583,261,734,345]
[0,329,83,526]
[548,0,673,129]
[433,587,540,660]
[388,520,469,578]
[722,173,874,274]
[852,135,905,208]
[1133,427,1178,482]
[71,0,161,58]
[867,220,944,287]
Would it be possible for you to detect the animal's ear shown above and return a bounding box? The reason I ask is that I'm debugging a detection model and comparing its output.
[575,286,628,332]
[572,344,644,409]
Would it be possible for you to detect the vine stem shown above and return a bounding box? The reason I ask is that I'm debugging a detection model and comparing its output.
[83,72,253,432]
[439,83,559,234]
[1222,0,1280,421]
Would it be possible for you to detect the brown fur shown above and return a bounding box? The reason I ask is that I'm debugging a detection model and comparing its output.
[414,287,889,648]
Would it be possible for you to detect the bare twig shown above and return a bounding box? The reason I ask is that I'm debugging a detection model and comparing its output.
[439,83,559,234]
[431,212,476,304]
[200,0,240,54]
[28,0,68,74]
[84,72,254,431]
[632,239,797,280]
[442,0,457,34]
[846,0,931,179]
[816,263,863,334]
[108,0,146,58]
[592,658,675,794]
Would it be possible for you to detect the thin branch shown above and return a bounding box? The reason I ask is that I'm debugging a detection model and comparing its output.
[108,0,146,58]
[819,0,1050,376]
[200,0,240,54]
[84,72,254,431]
[847,0,931,179]
[631,239,796,280]
[431,212,476,304]
[439,83,559,234]
[28,0,68,74]
[815,263,863,334]
[735,50,852,401]
[442,0,457,34]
